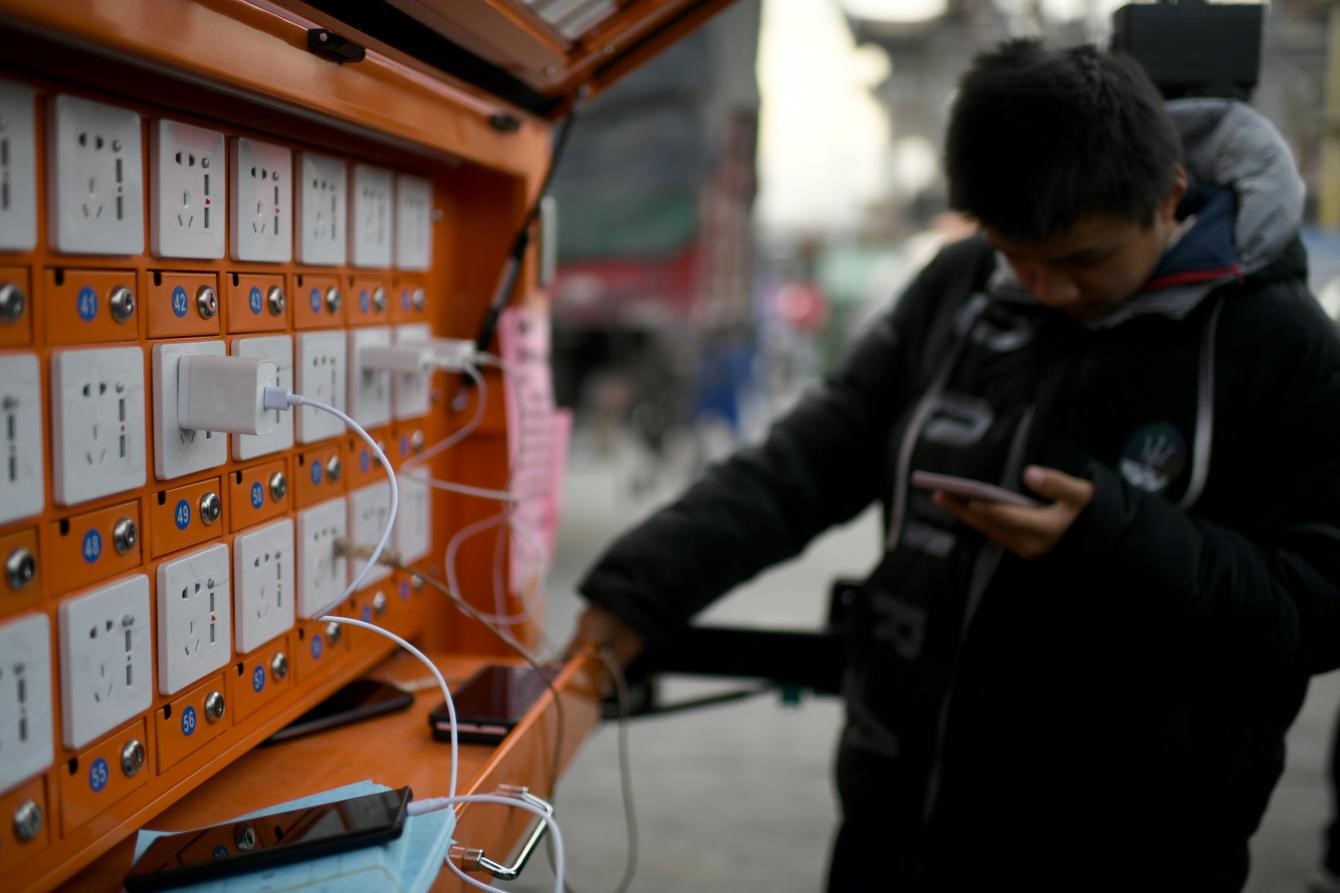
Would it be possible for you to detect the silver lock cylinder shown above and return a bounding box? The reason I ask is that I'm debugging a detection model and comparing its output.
[6,548,36,591]
[325,455,342,483]
[0,282,26,324]
[325,286,342,314]
[267,285,286,316]
[204,690,225,724]
[269,471,288,502]
[372,286,387,312]
[325,621,342,645]
[235,823,258,850]
[109,286,135,323]
[121,738,146,777]
[411,287,426,312]
[196,285,218,319]
[198,491,221,525]
[411,573,424,592]
[410,430,425,454]
[270,651,289,681]
[112,518,138,555]
[372,591,387,616]
[12,800,42,843]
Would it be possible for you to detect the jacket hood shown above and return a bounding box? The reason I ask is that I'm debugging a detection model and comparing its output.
[988,98,1306,329]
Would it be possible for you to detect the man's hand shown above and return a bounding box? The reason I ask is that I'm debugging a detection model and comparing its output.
[571,605,645,669]
[932,465,1093,560]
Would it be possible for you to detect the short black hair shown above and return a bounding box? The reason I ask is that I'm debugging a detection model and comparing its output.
[944,40,1182,242]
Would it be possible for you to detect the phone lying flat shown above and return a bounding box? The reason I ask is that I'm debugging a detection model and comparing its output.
[911,470,1041,508]
[123,785,412,891]
[263,678,414,745]
[430,664,556,745]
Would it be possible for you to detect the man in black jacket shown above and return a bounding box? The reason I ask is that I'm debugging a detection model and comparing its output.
[573,39,1339,891]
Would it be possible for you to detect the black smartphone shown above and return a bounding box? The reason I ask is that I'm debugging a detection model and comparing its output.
[429,664,556,744]
[123,785,412,891]
[263,679,414,746]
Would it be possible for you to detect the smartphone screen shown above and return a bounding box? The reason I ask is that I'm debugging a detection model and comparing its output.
[124,786,411,891]
[264,679,414,745]
[430,664,556,744]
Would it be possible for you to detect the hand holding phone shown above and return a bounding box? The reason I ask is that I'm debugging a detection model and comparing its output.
[911,470,1041,508]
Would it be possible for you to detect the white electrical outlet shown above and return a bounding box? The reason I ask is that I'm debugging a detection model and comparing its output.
[347,326,392,428]
[295,331,346,444]
[230,136,292,263]
[347,482,392,586]
[394,173,431,271]
[393,323,431,420]
[297,152,346,266]
[298,497,347,618]
[58,574,152,750]
[231,335,292,460]
[350,163,392,268]
[152,340,227,480]
[156,543,231,695]
[51,346,147,506]
[0,613,54,794]
[233,518,294,654]
[396,468,431,565]
[46,94,145,255]
[0,81,37,251]
[150,119,225,259]
[0,353,44,525]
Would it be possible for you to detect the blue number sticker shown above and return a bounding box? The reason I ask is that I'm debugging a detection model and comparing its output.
[82,529,102,564]
[89,757,109,793]
[249,287,263,315]
[361,605,372,623]
[311,634,323,660]
[251,482,264,509]
[251,665,266,693]
[77,286,97,322]
[171,286,189,318]
[311,461,322,486]
[174,499,191,530]
[399,435,409,457]
[181,705,198,737]
[359,450,370,473]
[401,289,411,311]
[310,287,321,313]
[359,290,370,314]
[399,580,410,602]
[213,845,229,860]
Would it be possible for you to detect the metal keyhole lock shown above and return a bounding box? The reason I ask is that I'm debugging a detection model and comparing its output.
[267,285,286,316]
[6,547,36,591]
[121,738,146,777]
[269,471,288,502]
[324,621,342,645]
[12,800,42,843]
[371,286,387,312]
[204,690,226,725]
[112,518,138,555]
[325,287,342,314]
[109,285,135,323]
[411,287,426,312]
[196,285,218,319]
[270,651,289,681]
[0,281,26,324]
[325,455,342,483]
[199,491,221,525]
[372,591,387,616]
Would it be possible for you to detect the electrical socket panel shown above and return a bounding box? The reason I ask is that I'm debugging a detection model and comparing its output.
[394,173,431,271]
[150,119,225,259]
[347,326,392,428]
[152,340,228,480]
[0,613,54,794]
[0,80,37,251]
[295,331,347,444]
[393,323,432,420]
[58,574,153,750]
[230,136,292,263]
[51,345,147,506]
[156,543,232,695]
[298,497,347,619]
[231,335,293,460]
[0,353,45,525]
[46,93,145,255]
[350,163,392,269]
[347,482,391,586]
[233,518,294,654]
[297,152,346,266]
[396,468,431,565]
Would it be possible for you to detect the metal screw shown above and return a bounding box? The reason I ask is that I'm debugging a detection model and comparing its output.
[325,621,342,645]
[198,491,221,525]
[269,471,288,502]
[411,287,426,312]
[112,518,138,555]
[195,285,218,319]
[5,548,35,591]
[325,287,342,314]
[109,286,135,323]
[270,651,289,681]
[0,282,26,324]
[410,430,425,454]
[325,455,342,483]
[120,738,146,777]
[372,591,387,616]
[12,800,42,843]
[204,690,225,724]
[267,285,286,316]
[371,286,387,312]
[235,824,257,850]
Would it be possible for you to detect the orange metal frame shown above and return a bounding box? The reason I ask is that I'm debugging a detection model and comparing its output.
[0,2,588,890]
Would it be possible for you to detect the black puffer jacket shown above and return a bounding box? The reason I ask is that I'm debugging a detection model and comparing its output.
[579,101,1340,890]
